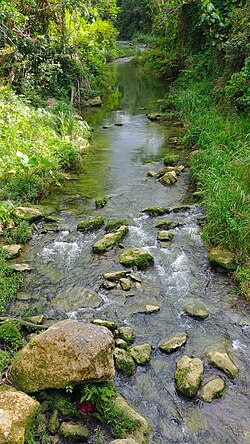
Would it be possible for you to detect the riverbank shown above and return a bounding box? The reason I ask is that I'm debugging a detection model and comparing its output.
[158,77,250,301]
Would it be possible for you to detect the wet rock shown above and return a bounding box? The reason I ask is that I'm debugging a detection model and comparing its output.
[114,348,135,376]
[147,112,165,121]
[120,278,132,291]
[157,230,174,242]
[154,219,174,229]
[95,195,108,208]
[208,247,237,271]
[119,248,154,270]
[175,355,204,398]
[158,333,187,353]
[163,153,180,166]
[51,286,103,311]
[115,339,128,350]
[12,264,32,272]
[130,343,152,365]
[2,244,22,259]
[93,226,128,253]
[115,327,135,344]
[170,204,193,213]
[0,386,40,444]
[105,219,128,232]
[92,319,117,332]
[24,315,44,325]
[146,170,157,178]
[113,396,151,444]
[85,96,102,107]
[58,422,88,441]
[156,165,184,179]
[141,304,160,314]
[142,206,169,216]
[103,280,116,290]
[104,270,129,281]
[41,223,60,233]
[48,410,59,434]
[207,346,239,378]
[199,376,225,402]
[77,216,104,231]
[110,439,138,444]
[10,320,115,392]
[159,171,177,186]
[129,274,142,283]
[183,300,209,320]
[13,206,42,222]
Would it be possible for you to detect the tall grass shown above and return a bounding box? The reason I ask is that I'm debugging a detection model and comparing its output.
[168,79,250,299]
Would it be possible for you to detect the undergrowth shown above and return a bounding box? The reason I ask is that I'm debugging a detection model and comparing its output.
[0,249,23,313]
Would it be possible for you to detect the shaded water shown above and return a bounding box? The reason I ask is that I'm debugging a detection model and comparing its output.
[12,59,250,443]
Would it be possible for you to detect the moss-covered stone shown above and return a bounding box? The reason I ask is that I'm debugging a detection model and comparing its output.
[115,327,135,344]
[59,422,88,441]
[146,112,165,121]
[163,153,180,166]
[93,226,128,253]
[115,338,128,350]
[119,278,132,291]
[114,348,136,376]
[119,248,154,270]
[77,216,104,231]
[0,388,40,444]
[174,355,204,398]
[129,343,152,365]
[208,246,237,271]
[48,410,60,434]
[103,270,129,281]
[158,333,187,354]
[92,319,117,332]
[95,195,108,209]
[105,219,128,232]
[207,346,239,378]
[157,230,174,241]
[13,207,42,222]
[159,171,177,186]
[198,376,225,402]
[142,206,169,216]
[183,300,209,320]
[154,219,174,229]
[2,244,22,259]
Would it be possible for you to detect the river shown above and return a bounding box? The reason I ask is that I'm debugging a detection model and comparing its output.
[11,58,250,443]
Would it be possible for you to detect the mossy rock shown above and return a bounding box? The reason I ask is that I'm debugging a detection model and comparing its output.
[93,226,128,253]
[129,343,152,365]
[92,319,117,332]
[154,219,174,229]
[208,246,236,271]
[142,206,169,216]
[114,348,136,376]
[13,206,43,223]
[158,171,177,186]
[59,422,89,441]
[159,333,187,354]
[119,248,154,270]
[163,153,180,166]
[119,278,132,291]
[174,355,204,398]
[115,327,135,345]
[48,409,60,434]
[0,350,10,375]
[206,346,239,378]
[198,376,225,402]
[183,300,209,320]
[95,195,108,209]
[157,231,174,242]
[105,219,128,232]
[77,216,104,231]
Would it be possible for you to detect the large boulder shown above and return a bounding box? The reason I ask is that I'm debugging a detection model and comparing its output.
[174,355,203,398]
[10,320,115,393]
[208,247,236,271]
[119,248,154,270]
[0,386,40,444]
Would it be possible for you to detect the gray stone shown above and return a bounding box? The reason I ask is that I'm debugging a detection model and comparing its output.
[10,321,115,392]
[130,343,152,365]
[159,333,187,353]
[175,355,204,398]
[140,305,160,314]
[199,376,225,402]
[207,346,239,378]
[183,300,209,320]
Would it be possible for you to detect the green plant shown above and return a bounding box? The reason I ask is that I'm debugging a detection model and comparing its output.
[4,221,31,244]
[0,349,10,376]
[26,412,50,444]
[92,428,107,444]
[0,249,23,313]
[0,320,23,350]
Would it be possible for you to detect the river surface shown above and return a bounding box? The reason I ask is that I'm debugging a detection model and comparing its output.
[11,59,250,443]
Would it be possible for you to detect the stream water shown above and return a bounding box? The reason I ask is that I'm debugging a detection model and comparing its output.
[11,58,250,443]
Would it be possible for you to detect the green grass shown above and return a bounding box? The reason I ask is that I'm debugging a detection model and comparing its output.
[167,79,250,299]
[0,249,23,313]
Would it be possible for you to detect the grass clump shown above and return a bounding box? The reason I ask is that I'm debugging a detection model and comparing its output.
[3,221,31,244]
[0,249,23,313]
[0,320,23,350]
[0,350,10,376]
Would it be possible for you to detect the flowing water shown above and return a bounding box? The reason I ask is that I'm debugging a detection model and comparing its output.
[11,59,250,443]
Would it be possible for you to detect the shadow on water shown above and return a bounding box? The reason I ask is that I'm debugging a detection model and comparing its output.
[11,59,250,444]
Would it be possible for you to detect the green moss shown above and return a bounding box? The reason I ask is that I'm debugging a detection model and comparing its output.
[95,195,108,209]
[105,219,128,232]
[0,349,10,375]
[142,206,169,216]
[119,248,154,270]
[0,248,23,313]
[92,226,128,253]
[163,153,179,166]
[77,216,105,231]
[0,320,23,350]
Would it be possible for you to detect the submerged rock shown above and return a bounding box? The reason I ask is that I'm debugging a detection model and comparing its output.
[208,246,236,271]
[163,153,180,166]
[10,320,115,392]
[105,219,128,232]
[114,348,135,376]
[103,270,130,281]
[199,376,225,402]
[142,206,169,216]
[174,355,204,398]
[95,195,108,208]
[158,171,177,186]
[0,386,40,444]
[207,346,239,378]
[103,280,116,290]
[157,230,174,242]
[93,226,128,253]
[141,304,160,314]
[77,216,104,231]
[183,300,209,320]
[51,286,103,311]
[119,248,154,270]
[130,343,152,365]
[58,422,88,441]
[159,333,187,354]
[13,206,42,222]
[120,278,132,291]
[113,397,151,444]
[154,219,174,229]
